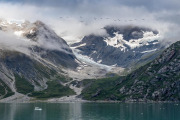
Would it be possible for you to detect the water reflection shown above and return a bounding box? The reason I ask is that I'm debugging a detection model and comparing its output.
[68,102,82,120]
[0,102,180,120]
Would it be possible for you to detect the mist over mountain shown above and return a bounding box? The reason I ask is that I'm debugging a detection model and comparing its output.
[0,18,168,101]
[81,41,180,102]
[0,19,81,101]
[72,25,164,67]
[0,0,180,102]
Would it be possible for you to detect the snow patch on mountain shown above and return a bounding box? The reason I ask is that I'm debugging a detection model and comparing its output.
[73,48,112,71]
[62,35,84,45]
[7,19,25,27]
[14,31,24,36]
[71,43,86,48]
[0,19,74,54]
[61,47,125,80]
[0,19,25,28]
[104,31,161,51]
[141,49,157,53]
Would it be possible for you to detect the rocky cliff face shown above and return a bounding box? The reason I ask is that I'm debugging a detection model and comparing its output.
[121,41,180,101]
[0,19,78,100]
[0,19,176,102]
[81,41,180,101]
[0,19,78,69]
[72,25,163,67]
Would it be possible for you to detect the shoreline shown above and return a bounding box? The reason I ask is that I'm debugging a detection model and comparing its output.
[0,99,180,104]
[0,93,180,104]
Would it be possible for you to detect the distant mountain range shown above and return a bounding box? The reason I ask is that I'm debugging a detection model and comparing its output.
[1,18,179,102]
[80,41,180,102]
[0,19,78,100]
[71,25,164,67]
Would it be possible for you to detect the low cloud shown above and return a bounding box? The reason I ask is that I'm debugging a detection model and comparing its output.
[0,31,37,55]
[0,1,179,45]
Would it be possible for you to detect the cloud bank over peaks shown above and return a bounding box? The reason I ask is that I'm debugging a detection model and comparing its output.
[0,19,73,55]
[0,1,179,45]
[0,30,37,55]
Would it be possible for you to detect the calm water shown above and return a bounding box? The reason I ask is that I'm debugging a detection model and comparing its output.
[0,102,180,120]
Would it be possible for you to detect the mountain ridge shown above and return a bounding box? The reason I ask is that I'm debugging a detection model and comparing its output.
[0,19,177,102]
[80,41,180,102]
[71,25,164,67]
[0,19,79,100]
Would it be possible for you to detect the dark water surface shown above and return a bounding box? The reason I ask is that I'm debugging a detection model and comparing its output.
[0,102,180,120]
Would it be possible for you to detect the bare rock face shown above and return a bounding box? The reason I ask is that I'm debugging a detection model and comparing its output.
[115,41,180,101]
[0,19,78,69]
[81,41,180,102]
[72,25,164,67]
[0,19,79,100]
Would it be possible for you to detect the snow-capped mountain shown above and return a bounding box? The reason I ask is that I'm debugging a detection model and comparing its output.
[71,25,164,67]
[0,19,82,101]
[0,19,78,69]
[0,19,166,102]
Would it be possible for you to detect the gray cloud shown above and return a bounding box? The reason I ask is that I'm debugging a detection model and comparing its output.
[0,31,37,55]
[0,0,180,44]
[2,0,180,11]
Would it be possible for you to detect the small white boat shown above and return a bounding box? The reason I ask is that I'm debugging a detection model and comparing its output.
[34,107,42,111]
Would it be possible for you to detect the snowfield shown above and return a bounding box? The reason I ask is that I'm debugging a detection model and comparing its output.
[104,31,161,51]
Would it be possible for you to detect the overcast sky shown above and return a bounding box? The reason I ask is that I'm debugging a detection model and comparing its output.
[2,0,180,11]
[0,0,180,43]
[1,0,180,12]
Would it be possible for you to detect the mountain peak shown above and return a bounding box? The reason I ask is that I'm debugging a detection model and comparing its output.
[34,20,45,26]
[71,25,163,67]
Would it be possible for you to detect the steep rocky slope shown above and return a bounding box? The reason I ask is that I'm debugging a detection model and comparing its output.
[0,19,78,69]
[80,41,180,101]
[0,19,78,100]
[72,25,164,67]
